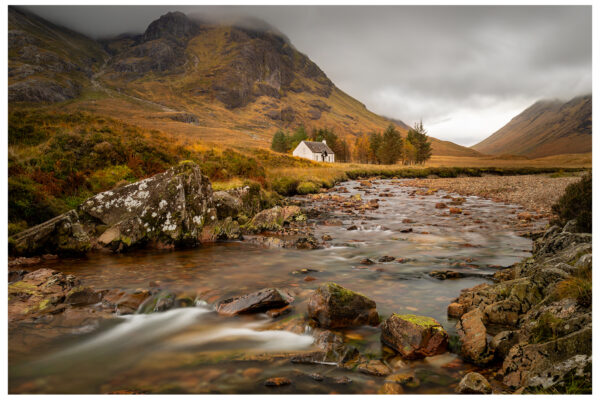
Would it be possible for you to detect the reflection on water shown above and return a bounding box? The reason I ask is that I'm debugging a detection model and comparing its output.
[9,180,544,394]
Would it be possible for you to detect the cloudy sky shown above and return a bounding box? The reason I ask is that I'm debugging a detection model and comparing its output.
[25,5,592,146]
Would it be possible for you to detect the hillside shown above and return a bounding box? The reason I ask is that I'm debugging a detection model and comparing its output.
[472,95,591,158]
[8,7,478,157]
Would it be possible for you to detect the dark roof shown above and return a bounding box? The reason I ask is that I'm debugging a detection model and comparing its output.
[301,140,334,154]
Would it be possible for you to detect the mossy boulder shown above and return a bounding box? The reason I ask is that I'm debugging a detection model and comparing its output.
[245,205,303,233]
[79,161,215,252]
[456,372,492,394]
[381,314,448,359]
[307,282,379,328]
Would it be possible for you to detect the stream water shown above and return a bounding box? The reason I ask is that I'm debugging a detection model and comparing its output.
[9,179,545,394]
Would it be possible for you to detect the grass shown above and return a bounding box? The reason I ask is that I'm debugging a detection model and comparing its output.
[555,264,592,308]
[530,312,563,343]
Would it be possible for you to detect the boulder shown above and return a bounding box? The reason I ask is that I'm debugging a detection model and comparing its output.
[447,302,465,318]
[381,314,448,359]
[213,190,243,219]
[456,309,493,365]
[78,161,215,251]
[489,330,520,360]
[64,286,103,306]
[307,282,379,328]
[9,210,91,256]
[217,288,291,316]
[246,206,303,232]
[456,372,492,394]
[103,289,152,314]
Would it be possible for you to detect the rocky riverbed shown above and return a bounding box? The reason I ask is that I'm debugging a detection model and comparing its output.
[8,166,590,394]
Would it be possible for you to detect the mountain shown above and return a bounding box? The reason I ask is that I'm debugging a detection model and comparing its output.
[472,95,591,158]
[9,7,479,157]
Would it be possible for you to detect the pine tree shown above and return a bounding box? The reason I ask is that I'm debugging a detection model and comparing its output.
[368,132,383,164]
[271,130,288,153]
[378,124,403,164]
[407,121,432,164]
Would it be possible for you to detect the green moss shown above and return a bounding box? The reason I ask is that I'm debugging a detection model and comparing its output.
[297,181,319,194]
[393,314,442,329]
[531,312,564,343]
[325,282,367,302]
[9,280,38,296]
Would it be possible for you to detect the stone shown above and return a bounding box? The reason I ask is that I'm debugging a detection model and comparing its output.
[64,286,103,306]
[447,302,465,318]
[360,258,375,265]
[78,161,214,252]
[455,372,492,394]
[103,289,152,314]
[381,314,448,359]
[266,305,292,318]
[212,190,243,219]
[449,207,462,214]
[217,288,291,316]
[489,330,520,360]
[378,382,404,394]
[264,377,291,387]
[246,206,302,232]
[307,282,379,328]
[429,270,464,280]
[456,309,493,365]
[357,359,392,376]
[386,372,420,388]
[435,202,447,209]
[378,256,395,262]
[9,210,91,256]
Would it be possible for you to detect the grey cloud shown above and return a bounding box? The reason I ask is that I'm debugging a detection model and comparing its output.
[22,5,591,146]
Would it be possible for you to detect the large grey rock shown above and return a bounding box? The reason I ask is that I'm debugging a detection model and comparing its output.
[9,210,91,256]
[79,161,215,251]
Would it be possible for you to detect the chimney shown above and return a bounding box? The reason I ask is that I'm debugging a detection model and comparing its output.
[322,140,327,145]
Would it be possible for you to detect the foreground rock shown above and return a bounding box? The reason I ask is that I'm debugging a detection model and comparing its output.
[8,268,104,323]
[9,210,91,256]
[381,314,448,359]
[244,205,304,233]
[456,372,492,394]
[456,309,493,365]
[9,162,217,255]
[217,288,292,316]
[307,282,379,328]
[448,220,592,393]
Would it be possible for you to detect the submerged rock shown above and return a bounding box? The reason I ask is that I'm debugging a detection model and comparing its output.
[455,372,492,394]
[307,282,379,328]
[380,314,448,359]
[217,288,291,316]
[264,377,291,387]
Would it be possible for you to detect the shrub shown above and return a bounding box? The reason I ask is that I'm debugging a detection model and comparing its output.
[551,173,591,233]
[556,264,592,308]
[271,176,300,196]
[297,181,319,194]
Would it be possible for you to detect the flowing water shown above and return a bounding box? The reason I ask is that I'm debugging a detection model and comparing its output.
[9,180,545,394]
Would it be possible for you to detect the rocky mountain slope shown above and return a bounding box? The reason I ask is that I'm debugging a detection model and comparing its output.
[472,95,591,158]
[8,7,479,157]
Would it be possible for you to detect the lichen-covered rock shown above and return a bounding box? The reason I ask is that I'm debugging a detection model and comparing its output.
[8,268,105,322]
[307,282,379,328]
[456,308,493,365]
[79,161,215,251]
[217,288,292,316]
[9,210,91,256]
[245,205,303,232]
[456,372,492,394]
[501,326,592,389]
[381,314,448,359]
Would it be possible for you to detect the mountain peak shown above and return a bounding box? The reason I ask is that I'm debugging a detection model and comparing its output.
[142,11,200,43]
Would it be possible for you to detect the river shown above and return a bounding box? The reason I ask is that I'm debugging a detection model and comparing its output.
[9,179,545,394]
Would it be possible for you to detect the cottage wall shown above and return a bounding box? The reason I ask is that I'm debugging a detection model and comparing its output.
[292,141,335,163]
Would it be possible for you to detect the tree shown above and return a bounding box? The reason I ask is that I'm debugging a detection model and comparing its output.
[353,134,370,164]
[406,121,432,164]
[403,140,417,165]
[271,130,287,153]
[378,124,403,164]
[288,125,308,151]
[368,132,383,164]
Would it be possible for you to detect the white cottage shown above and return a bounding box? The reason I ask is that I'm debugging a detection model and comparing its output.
[292,140,335,162]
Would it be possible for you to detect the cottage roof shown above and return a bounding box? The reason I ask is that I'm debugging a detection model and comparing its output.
[300,140,334,154]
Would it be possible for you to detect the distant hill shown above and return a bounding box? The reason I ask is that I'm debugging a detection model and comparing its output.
[8,7,480,157]
[472,95,591,158]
